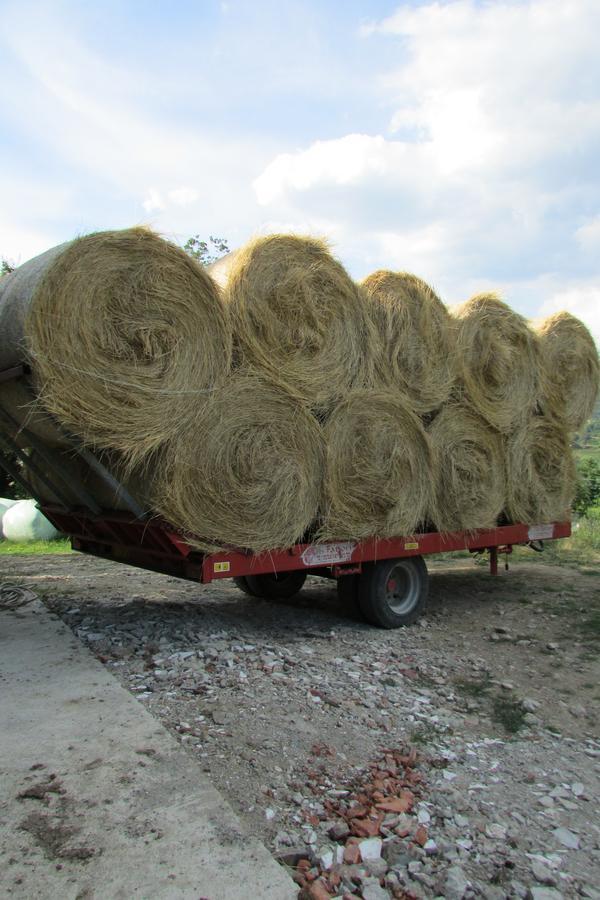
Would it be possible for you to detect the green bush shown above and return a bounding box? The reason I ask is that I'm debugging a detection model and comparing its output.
[574,458,600,516]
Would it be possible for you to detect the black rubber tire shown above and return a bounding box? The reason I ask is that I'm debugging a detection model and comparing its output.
[233,576,262,597]
[358,556,428,629]
[241,570,307,600]
[337,575,363,620]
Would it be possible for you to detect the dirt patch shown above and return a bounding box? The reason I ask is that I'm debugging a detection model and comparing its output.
[20,811,97,862]
[3,551,599,898]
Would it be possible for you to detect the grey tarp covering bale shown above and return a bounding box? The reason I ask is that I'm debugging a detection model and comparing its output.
[23,449,150,513]
[0,244,70,371]
[0,245,72,449]
[0,377,72,448]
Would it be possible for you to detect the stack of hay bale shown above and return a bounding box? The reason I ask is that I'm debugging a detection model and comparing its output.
[0,227,597,552]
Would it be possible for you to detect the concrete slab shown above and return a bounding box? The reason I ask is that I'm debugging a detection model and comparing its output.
[0,598,297,899]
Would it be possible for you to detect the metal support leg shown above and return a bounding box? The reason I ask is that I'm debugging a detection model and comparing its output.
[489,547,498,576]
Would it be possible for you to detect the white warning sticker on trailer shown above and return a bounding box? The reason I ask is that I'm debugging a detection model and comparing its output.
[301,542,356,566]
[528,524,555,540]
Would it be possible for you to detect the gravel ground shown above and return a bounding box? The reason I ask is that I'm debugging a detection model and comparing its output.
[2,551,599,900]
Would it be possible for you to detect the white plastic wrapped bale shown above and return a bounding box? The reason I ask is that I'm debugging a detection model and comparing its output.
[2,499,61,542]
[0,497,17,539]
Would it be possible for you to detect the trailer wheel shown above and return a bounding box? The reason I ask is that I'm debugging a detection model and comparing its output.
[236,571,307,600]
[233,576,261,597]
[359,556,428,628]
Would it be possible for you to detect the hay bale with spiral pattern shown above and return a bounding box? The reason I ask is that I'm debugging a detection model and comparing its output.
[427,402,505,532]
[535,311,599,431]
[361,270,455,414]
[153,372,324,552]
[223,234,373,412]
[16,228,231,467]
[451,293,542,433]
[320,390,433,540]
[505,415,576,523]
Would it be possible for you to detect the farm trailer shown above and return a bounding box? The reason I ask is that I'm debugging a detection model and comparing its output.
[0,364,571,629]
[25,505,574,628]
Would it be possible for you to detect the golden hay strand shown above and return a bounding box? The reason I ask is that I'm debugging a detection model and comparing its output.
[427,403,505,532]
[361,270,455,414]
[320,390,433,540]
[26,228,231,467]
[505,415,576,524]
[153,372,324,552]
[535,311,599,431]
[224,234,373,411]
[451,293,541,433]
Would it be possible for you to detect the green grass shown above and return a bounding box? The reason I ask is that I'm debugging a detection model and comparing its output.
[454,674,492,697]
[580,610,600,645]
[512,509,600,570]
[0,539,72,556]
[576,445,600,463]
[491,696,527,734]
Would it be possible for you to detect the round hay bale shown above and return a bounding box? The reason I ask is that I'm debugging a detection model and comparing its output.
[361,270,455,414]
[24,228,231,466]
[320,390,433,540]
[535,311,599,431]
[153,372,324,552]
[223,234,373,411]
[427,402,505,532]
[505,415,576,524]
[451,293,541,433]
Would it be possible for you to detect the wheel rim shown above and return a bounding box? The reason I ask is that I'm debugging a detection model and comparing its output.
[385,563,420,615]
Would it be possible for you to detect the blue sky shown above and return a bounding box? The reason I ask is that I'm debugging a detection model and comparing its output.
[1,0,599,339]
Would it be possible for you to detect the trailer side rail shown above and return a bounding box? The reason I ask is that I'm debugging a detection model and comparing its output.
[38,505,571,584]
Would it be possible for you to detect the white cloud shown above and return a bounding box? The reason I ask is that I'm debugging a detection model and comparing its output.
[254,134,407,205]
[0,220,58,265]
[142,189,166,213]
[142,187,199,213]
[168,187,199,207]
[0,5,273,262]
[253,0,600,323]
[539,284,600,344]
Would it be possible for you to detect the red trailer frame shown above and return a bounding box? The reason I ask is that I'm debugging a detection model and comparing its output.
[38,504,571,628]
[39,505,571,583]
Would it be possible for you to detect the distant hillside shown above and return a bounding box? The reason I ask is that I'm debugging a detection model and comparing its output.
[574,396,600,462]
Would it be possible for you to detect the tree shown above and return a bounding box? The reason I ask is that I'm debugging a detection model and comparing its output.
[0,446,27,499]
[1,259,15,276]
[183,235,229,266]
[573,457,600,515]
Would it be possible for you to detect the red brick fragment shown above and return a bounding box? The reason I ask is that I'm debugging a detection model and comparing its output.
[344,843,361,864]
[414,824,428,846]
[351,813,383,838]
[346,804,368,819]
[308,878,334,900]
[376,789,414,814]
